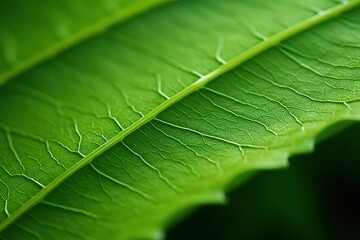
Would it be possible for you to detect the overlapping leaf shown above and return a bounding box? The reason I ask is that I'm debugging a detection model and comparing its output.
[0,0,166,85]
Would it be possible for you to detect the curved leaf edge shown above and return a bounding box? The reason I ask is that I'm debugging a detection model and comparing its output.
[0,0,168,87]
[126,118,360,240]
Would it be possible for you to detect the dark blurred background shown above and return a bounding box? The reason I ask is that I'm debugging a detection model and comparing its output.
[168,123,360,240]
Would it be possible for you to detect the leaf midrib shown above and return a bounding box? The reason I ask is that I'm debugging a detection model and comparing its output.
[0,0,167,86]
[1,0,359,232]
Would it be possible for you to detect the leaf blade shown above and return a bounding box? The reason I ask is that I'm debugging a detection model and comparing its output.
[0,0,167,86]
[0,0,359,238]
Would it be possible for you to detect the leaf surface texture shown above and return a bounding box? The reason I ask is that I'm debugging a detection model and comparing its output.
[0,0,166,85]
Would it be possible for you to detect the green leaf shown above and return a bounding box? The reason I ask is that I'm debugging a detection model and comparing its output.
[0,0,167,86]
[169,123,360,239]
[1,0,360,239]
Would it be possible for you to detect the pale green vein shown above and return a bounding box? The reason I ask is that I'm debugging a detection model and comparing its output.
[1,0,359,232]
[0,0,168,86]
[42,200,99,219]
